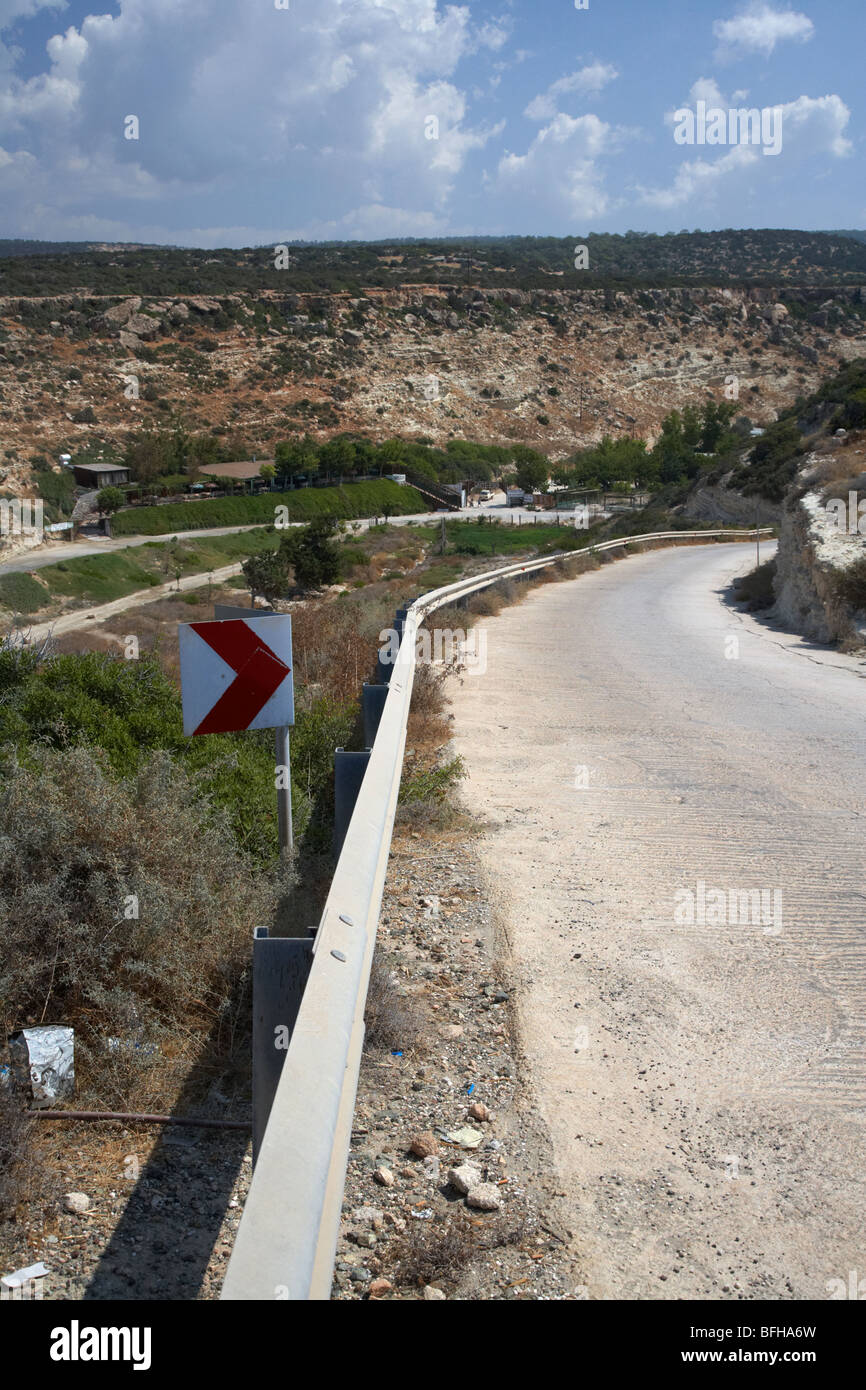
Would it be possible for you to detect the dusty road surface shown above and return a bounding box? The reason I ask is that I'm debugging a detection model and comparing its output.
[449,542,866,1300]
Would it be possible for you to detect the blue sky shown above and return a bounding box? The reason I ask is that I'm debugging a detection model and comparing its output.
[0,0,862,246]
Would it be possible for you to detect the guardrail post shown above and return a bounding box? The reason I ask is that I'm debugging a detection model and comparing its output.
[361,682,389,747]
[334,749,372,856]
[252,927,314,1166]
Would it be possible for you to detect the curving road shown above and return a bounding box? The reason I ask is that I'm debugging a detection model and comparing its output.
[450,542,866,1301]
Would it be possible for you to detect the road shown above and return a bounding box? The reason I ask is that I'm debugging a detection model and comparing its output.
[0,492,583,577]
[449,542,866,1300]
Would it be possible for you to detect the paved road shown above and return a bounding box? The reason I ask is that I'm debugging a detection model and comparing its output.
[0,494,588,577]
[450,542,865,1300]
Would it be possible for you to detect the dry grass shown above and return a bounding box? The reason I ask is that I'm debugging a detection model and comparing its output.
[733,558,777,610]
[363,952,426,1055]
[382,1206,524,1294]
[0,745,281,1112]
[832,556,866,613]
[382,1208,478,1291]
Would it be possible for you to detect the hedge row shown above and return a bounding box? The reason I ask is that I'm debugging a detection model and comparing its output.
[110,479,427,537]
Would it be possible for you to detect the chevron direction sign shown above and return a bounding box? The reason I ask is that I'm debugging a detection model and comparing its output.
[178,616,294,736]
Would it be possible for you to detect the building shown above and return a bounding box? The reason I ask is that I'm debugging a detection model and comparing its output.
[72,461,130,489]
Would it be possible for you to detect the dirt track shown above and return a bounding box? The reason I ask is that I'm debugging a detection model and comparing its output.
[449,542,866,1300]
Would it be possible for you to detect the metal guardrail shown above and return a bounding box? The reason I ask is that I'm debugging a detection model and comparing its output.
[220,526,774,1301]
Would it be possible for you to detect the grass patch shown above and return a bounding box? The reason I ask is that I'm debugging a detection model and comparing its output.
[30,529,280,608]
[0,571,50,615]
[110,480,426,537]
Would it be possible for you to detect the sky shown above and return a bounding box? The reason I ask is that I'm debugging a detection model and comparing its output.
[0,0,862,247]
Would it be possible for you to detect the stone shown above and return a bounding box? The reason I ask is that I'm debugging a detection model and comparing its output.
[374,1166,394,1187]
[421,1155,441,1182]
[369,1278,393,1298]
[103,297,142,327]
[423,1284,446,1300]
[343,329,364,346]
[468,1101,490,1122]
[63,1192,91,1215]
[447,1163,482,1196]
[351,1205,384,1228]
[408,1131,439,1158]
[466,1182,502,1212]
[124,313,161,341]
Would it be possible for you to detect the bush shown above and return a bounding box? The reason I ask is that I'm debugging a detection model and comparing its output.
[732,558,777,610]
[0,745,282,1107]
[399,755,466,805]
[832,556,866,612]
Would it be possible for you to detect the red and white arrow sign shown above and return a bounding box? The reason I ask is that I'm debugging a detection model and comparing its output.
[178,616,294,736]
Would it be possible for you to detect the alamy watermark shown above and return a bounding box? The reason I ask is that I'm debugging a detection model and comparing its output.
[0,497,44,539]
[674,880,783,935]
[378,626,487,676]
[821,492,866,536]
[673,101,783,157]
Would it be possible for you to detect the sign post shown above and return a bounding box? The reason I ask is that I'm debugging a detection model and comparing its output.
[275,723,292,856]
[179,615,295,854]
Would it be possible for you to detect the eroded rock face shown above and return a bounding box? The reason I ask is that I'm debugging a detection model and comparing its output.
[772,463,866,644]
[1,281,864,490]
[685,470,781,528]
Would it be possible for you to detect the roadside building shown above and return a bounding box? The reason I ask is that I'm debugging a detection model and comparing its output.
[72,461,130,489]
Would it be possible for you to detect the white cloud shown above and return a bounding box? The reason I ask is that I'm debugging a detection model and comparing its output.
[640,90,851,209]
[493,112,620,222]
[638,143,759,210]
[713,4,815,61]
[689,77,727,109]
[0,0,64,23]
[524,61,619,121]
[476,18,511,51]
[0,0,503,241]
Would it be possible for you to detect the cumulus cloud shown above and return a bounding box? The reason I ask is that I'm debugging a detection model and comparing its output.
[524,61,619,121]
[493,112,620,223]
[713,4,815,61]
[0,0,502,243]
[640,90,851,209]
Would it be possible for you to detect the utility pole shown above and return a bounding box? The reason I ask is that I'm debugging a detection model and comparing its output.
[756,500,760,568]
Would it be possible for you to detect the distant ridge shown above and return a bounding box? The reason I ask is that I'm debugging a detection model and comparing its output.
[1,229,865,294]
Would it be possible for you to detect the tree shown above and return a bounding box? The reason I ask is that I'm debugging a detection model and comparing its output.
[259,463,276,485]
[95,486,125,517]
[243,517,341,600]
[275,433,318,483]
[319,437,354,477]
[282,516,341,590]
[513,450,549,494]
[242,548,292,603]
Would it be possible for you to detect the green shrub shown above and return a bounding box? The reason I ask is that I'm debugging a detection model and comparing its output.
[111,480,426,537]
[399,755,466,804]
